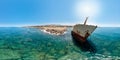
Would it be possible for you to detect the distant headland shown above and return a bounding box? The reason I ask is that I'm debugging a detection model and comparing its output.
[25,25,73,35]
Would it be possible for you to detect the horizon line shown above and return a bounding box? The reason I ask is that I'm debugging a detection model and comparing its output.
[0,24,120,27]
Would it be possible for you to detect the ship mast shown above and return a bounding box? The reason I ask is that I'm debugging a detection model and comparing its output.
[84,17,88,25]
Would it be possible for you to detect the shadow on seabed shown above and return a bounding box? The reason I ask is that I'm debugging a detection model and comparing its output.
[72,37,97,53]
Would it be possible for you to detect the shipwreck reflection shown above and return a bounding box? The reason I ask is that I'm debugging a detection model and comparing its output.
[72,37,96,53]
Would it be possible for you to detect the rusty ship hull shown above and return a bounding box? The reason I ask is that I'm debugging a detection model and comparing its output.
[71,17,97,42]
[71,30,97,53]
[71,31,86,42]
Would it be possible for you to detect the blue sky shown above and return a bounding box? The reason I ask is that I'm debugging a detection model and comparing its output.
[0,0,119,27]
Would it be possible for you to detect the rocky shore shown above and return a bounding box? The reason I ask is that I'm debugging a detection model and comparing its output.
[27,25,72,35]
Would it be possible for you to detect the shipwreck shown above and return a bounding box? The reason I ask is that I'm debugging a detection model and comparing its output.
[71,17,97,42]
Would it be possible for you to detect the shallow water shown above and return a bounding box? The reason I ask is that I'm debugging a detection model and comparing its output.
[0,27,120,60]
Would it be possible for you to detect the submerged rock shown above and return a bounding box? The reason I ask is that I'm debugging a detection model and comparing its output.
[0,49,20,60]
[58,52,87,60]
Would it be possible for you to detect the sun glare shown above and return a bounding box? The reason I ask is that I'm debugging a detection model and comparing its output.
[75,0,100,17]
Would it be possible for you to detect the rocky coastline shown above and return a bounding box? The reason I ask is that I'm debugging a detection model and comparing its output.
[27,25,72,35]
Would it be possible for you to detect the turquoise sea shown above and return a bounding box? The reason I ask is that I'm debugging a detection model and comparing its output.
[0,27,120,60]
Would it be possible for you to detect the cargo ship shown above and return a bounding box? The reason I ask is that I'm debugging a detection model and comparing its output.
[71,17,97,42]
